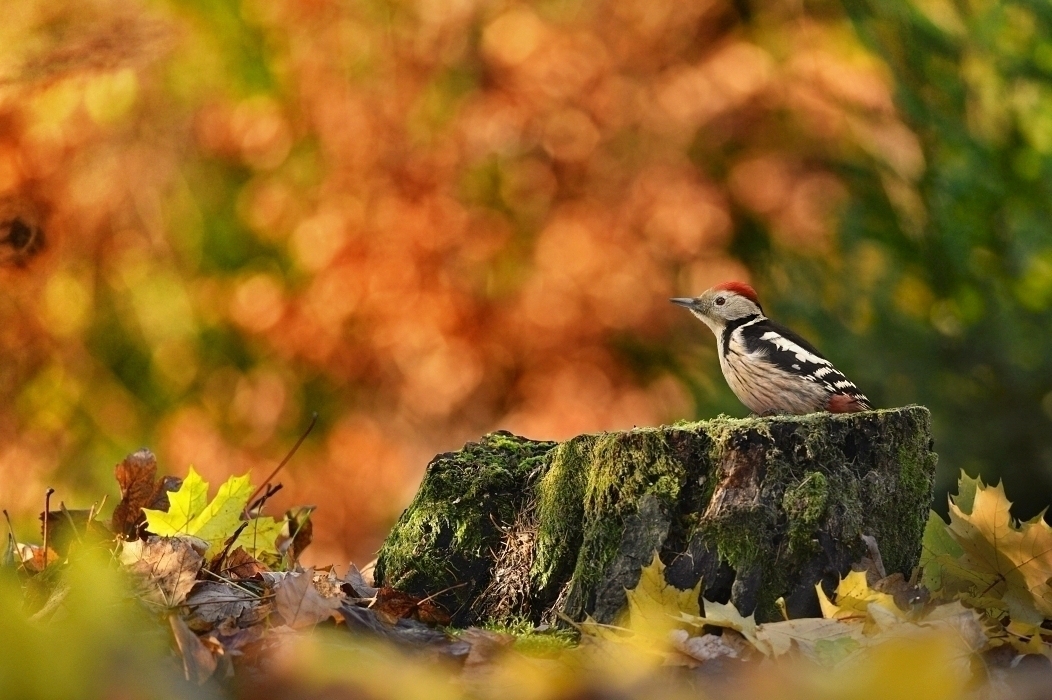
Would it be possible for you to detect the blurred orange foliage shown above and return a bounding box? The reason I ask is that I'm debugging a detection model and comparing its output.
[0,0,916,564]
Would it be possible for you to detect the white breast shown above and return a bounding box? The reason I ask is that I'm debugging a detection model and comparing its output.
[720,329,829,414]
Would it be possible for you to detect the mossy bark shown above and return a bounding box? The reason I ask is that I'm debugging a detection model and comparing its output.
[374,406,937,625]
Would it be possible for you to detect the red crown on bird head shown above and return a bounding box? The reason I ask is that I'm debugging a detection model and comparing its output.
[712,281,759,305]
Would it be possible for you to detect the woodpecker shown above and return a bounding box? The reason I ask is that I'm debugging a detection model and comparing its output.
[671,282,871,415]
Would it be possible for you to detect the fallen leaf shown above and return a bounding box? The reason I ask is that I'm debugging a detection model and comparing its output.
[121,536,205,607]
[920,509,966,594]
[40,507,108,556]
[142,468,285,558]
[344,562,378,599]
[692,598,758,646]
[184,580,269,632]
[460,627,516,668]
[112,449,162,539]
[616,553,701,637]
[815,570,904,627]
[914,601,987,653]
[169,614,217,684]
[339,602,463,653]
[215,546,267,580]
[929,473,1052,624]
[754,617,864,659]
[667,630,738,667]
[150,476,184,511]
[373,586,451,625]
[15,543,61,574]
[273,569,342,629]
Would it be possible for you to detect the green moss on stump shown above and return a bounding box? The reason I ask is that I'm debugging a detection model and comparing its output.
[372,431,553,620]
[375,406,937,625]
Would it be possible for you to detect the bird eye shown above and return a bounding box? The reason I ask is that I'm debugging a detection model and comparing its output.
[715,296,726,306]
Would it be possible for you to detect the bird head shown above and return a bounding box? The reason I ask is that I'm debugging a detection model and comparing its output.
[670,282,763,335]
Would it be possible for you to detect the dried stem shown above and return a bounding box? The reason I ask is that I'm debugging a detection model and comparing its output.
[244,413,317,516]
[42,488,55,569]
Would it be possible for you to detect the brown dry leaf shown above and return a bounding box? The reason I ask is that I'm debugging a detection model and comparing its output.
[460,627,516,668]
[150,476,184,511]
[184,581,268,632]
[273,569,342,629]
[112,449,159,536]
[111,450,182,540]
[14,543,60,573]
[373,586,451,625]
[40,507,108,555]
[344,563,378,599]
[169,614,217,685]
[120,536,204,608]
[218,546,267,580]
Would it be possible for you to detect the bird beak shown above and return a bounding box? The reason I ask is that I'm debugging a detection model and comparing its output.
[670,297,699,310]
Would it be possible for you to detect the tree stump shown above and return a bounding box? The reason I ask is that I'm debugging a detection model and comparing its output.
[374,406,937,624]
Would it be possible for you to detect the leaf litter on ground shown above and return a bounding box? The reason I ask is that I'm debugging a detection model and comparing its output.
[5,450,1052,697]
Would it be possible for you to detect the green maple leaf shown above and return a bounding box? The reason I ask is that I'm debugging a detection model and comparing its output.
[142,467,284,558]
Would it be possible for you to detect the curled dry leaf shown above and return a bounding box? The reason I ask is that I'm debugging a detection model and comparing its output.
[120,536,204,608]
[111,449,182,540]
[667,630,739,667]
[14,543,60,574]
[169,614,217,685]
[273,569,342,629]
[339,602,464,653]
[344,563,378,599]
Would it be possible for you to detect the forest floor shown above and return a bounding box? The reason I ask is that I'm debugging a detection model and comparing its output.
[5,448,1052,700]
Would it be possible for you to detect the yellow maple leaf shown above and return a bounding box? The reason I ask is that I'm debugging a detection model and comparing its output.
[945,474,1052,624]
[815,570,903,628]
[616,552,701,635]
[579,552,701,654]
[142,467,285,558]
[691,597,758,645]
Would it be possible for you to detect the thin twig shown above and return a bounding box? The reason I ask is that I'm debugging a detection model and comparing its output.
[209,522,249,574]
[60,503,85,545]
[244,413,317,517]
[247,484,283,516]
[42,488,55,569]
[197,566,268,599]
[282,506,315,569]
[3,509,25,573]
[2,509,16,544]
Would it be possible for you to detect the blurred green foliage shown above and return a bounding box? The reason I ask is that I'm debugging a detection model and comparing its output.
[775,0,1052,514]
[0,550,203,700]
